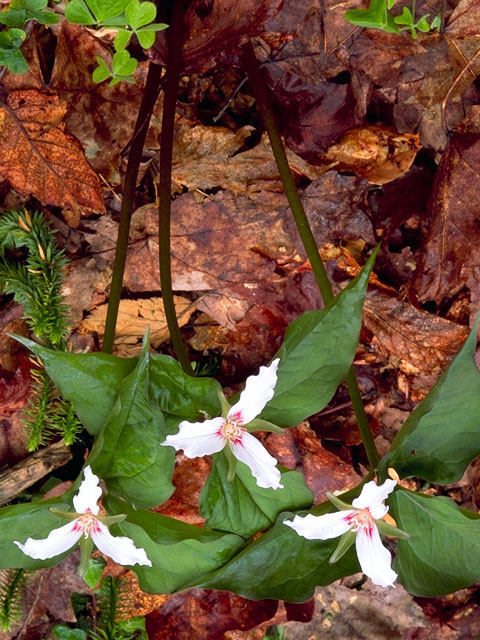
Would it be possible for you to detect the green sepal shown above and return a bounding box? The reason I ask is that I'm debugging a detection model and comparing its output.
[79,536,94,579]
[218,388,231,419]
[247,418,285,434]
[326,491,353,511]
[376,519,410,540]
[329,530,356,564]
[97,513,127,526]
[48,507,77,521]
[224,444,237,483]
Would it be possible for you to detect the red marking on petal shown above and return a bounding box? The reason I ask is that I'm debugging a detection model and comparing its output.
[229,411,243,424]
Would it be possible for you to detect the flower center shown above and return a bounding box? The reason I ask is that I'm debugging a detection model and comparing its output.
[73,510,100,539]
[349,508,374,534]
[222,420,246,444]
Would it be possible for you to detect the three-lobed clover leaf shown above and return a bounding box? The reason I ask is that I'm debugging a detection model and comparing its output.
[114,0,168,51]
[93,50,138,86]
[0,0,59,28]
[0,28,28,74]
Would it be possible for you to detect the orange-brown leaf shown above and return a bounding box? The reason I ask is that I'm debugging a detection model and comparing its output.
[0,89,105,225]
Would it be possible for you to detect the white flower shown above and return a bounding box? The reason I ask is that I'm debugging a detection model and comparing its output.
[162,358,283,490]
[14,466,152,568]
[284,479,398,588]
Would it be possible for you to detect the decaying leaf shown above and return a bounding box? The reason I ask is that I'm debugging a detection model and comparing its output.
[170,125,326,195]
[78,297,195,354]
[0,90,105,225]
[325,126,421,185]
[412,107,480,315]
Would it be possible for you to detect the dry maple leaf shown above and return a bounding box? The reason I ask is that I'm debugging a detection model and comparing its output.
[0,89,105,226]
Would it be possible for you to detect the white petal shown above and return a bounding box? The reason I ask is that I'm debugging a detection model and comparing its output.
[355,522,397,587]
[352,479,397,519]
[284,511,354,540]
[161,417,226,458]
[228,358,280,426]
[14,520,83,560]
[73,465,102,515]
[230,431,283,489]
[91,521,152,567]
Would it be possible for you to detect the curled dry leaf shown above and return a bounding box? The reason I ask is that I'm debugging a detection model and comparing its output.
[0,90,105,226]
[78,297,195,355]
[325,126,421,185]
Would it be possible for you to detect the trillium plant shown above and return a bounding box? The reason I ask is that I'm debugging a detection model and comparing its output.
[4,253,480,605]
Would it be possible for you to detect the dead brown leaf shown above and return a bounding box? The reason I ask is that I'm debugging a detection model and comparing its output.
[78,297,195,355]
[0,90,105,225]
[325,126,421,184]
[146,589,278,640]
[412,107,480,315]
[171,125,326,194]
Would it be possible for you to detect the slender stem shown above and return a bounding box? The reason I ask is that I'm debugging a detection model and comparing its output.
[102,62,163,353]
[242,41,380,469]
[157,0,194,375]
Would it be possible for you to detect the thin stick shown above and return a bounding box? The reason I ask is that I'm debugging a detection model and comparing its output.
[242,40,380,469]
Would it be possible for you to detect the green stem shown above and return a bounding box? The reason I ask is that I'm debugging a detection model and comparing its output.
[242,41,380,469]
[102,62,163,354]
[157,0,194,375]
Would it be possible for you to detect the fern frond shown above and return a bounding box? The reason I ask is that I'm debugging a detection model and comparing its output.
[0,569,27,632]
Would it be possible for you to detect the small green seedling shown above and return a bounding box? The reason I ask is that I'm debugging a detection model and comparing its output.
[93,50,138,85]
[344,0,441,38]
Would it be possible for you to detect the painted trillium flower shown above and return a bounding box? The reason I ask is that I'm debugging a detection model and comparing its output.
[284,479,408,588]
[162,358,284,490]
[14,466,151,570]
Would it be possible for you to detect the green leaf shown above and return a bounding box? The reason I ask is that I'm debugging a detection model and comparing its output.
[125,0,156,29]
[83,557,106,589]
[10,335,137,434]
[430,13,441,30]
[415,14,431,31]
[92,56,112,83]
[0,29,27,73]
[200,451,313,537]
[64,0,96,24]
[88,338,175,509]
[378,320,480,483]
[113,28,131,51]
[198,515,360,602]
[105,496,246,594]
[51,626,87,640]
[260,247,378,427]
[136,28,155,49]
[85,0,130,22]
[344,0,399,33]
[390,489,480,596]
[393,6,413,25]
[111,49,137,76]
[0,498,71,570]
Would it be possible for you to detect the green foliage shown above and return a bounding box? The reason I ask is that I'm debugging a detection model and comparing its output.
[344,0,440,38]
[260,247,377,426]
[65,0,167,85]
[0,0,59,28]
[263,627,286,640]
[200,451,313,537]
[391,489,480,596]
[0,568,26,632]
[0,28,27,73]
[378,320,480,483]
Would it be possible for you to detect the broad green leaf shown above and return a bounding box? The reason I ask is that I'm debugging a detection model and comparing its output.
[148,354,222,431]
[390,489,480,596]
[0,498,70,570]
[200,451,313,537]
[112,49,137,76]
[394,6,413,25]
[51,626,87,640]
[85,0,130,22]
[93,57,112,83]
[261,247,378,427]
[198,514,360,602]
[344,0,399,32]
[378,321,480,483]
[105,496,245,594]
[125,0,156,29]
[64,0,96,24]
[11,335,137,434]
[0,29,27,73]
[0,0,59,27]
[88,339,175,509]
